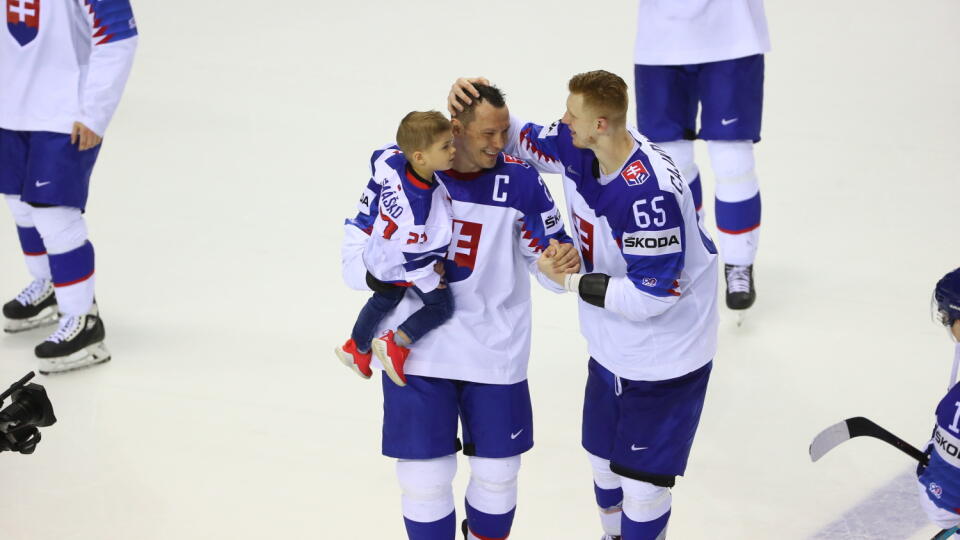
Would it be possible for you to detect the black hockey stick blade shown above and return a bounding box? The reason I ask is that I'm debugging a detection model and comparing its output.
[809,416,927,464]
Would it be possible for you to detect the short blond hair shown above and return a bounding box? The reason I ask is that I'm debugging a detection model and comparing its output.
[396,111,452,155]
[568,70,628,125]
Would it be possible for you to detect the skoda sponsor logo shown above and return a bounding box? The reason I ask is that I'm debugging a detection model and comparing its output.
[542,207,563,234]
[622,227,683,256]
[933,426,960,468]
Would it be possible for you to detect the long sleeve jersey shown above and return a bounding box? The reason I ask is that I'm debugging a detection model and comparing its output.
[920,382,960,514]
[1,0,138,135]
[342,147,571,384]
[633,0,770,65]
[506,118,718,381]
[363,150,452,293]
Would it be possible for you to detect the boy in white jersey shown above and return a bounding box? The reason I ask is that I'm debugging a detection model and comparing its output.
[336,111,456,386]
[1,0,138,373]
[451,71,718,540]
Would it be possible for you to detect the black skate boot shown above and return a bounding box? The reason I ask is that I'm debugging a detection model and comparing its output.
[725,264,756,311]
[35,306,110,374]
[3,279,59,333]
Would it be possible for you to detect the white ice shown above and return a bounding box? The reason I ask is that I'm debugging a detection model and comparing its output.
[1,1,958,538]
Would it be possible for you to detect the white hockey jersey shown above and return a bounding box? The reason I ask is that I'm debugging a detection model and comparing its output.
[634,0,770,65]
[343,147,571,384]
[507,118,718,381]
[0,0,138,135]
[363,149,452,293]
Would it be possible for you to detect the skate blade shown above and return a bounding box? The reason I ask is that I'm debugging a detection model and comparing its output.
[372,339,406,387]
[334,346,371,380]
[39,342,111,375]
[3,307,59,333]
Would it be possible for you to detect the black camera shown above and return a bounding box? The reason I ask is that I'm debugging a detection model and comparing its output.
[0,372,56,454]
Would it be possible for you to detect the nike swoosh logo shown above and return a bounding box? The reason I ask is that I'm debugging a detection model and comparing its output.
[721,118,739,126]
[35,181,51,187]
[630,445,648,451]
[510,429,524,440]
[566,165,580,176]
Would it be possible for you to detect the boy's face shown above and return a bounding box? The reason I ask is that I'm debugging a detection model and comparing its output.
[419,131,456,172]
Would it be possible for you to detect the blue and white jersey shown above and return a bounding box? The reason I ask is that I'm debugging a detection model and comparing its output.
[363,149,452,293]
[342,149,571,384]
[0,0,138,135]
[634,0,770,66]
[920,383,960,514]
[506,118,718,381]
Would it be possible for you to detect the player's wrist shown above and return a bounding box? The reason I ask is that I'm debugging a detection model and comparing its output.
[563,273,582,294]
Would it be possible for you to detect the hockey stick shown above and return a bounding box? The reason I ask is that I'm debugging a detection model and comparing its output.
[809,416,928,465]
[934,526,959,540]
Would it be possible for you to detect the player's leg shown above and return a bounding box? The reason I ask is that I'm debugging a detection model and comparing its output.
[619,478,671,539]
[697,54,765,310]
[337,274,406,379]
[634,64,702,217]
[582,358,624,539]
[0,130,58,332]
[375,283,454,387]
[588,453,624,539]
[21,131,107,372]
[397,456,459,540]
[459,380,534,539]
[383,373,462,540]
[607,362,712,539]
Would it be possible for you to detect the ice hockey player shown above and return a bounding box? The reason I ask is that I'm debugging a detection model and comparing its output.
[1,0,138,373]
[335,111,457,387]
[632,0,770,315]
[918,268,960,535]
[341,84,579,540]
[451,70,718,540]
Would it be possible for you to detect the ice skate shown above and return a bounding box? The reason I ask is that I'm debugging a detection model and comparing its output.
[35,305,111,375]
[372,329,409,387]
[335,338,373,379]
[3,279,59,333]
[725,264,756,326]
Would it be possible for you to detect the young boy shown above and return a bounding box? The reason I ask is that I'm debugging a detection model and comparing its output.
[335,111,456,387]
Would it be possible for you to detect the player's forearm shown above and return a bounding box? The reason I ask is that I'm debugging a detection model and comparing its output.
[564,273,675,321]
[80,37,138,136]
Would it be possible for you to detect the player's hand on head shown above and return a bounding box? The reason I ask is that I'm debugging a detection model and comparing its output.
[448,77,490,116]
[71,122,102,151]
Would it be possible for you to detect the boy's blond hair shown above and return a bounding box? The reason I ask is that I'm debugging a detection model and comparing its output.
[396,111,452,156]
[568,70,629,126]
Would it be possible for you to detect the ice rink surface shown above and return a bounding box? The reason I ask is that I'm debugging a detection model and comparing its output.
[1,1,958,538]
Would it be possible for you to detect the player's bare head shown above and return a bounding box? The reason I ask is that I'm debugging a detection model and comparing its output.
[566,70,628,127]
[453,84,507,127]
[451,85,510,172]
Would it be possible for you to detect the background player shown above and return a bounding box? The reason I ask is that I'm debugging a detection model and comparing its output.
[633,0,770,314]
[341,85,579,540]
[1,0,138,373]
[451,71,718,540]
[917,268,960,535]
[335,111,456,386]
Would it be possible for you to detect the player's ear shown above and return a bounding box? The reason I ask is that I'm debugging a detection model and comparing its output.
[595,117,608,134]
[451,118,464,136]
